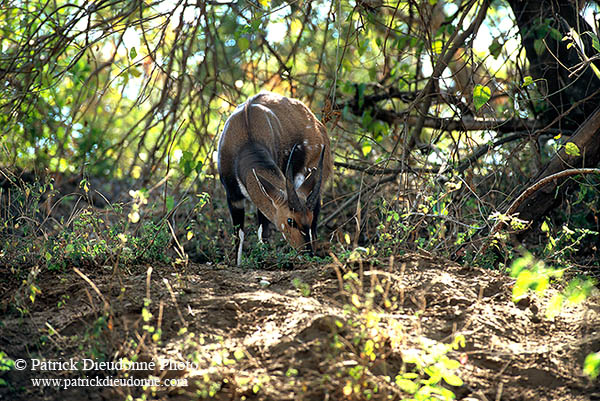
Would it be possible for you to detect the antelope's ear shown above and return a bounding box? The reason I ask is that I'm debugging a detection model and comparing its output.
[300,146,326,206]
[298,169,317,195]
[252,169,285,206]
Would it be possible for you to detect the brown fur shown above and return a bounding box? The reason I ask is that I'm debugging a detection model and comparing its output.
[217,92,332,263]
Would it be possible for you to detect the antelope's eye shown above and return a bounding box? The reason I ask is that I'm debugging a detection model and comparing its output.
[287,218,294,226]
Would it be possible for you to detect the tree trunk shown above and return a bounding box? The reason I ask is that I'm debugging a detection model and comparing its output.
[506,0,600,225]
[507,0,600,129]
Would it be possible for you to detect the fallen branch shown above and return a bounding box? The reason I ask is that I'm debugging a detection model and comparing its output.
[479,168,600,255]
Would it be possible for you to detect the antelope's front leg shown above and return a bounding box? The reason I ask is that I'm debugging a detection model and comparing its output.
[308,201,321,254]
[257,210,272,243]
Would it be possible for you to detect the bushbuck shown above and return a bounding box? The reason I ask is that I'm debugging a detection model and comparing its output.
[217,92,332,266]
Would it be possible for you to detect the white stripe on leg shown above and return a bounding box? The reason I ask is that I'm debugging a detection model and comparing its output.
[237,229,245,266]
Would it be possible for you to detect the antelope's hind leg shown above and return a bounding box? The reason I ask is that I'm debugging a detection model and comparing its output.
[227,197,245,266]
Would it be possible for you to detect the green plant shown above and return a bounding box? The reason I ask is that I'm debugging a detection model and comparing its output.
[292,277,311,296]
[540,221,598,265]
[235,231,302,269]
[396,336,465,400]
[79,314,112,361]
[0,351,15,387]
[318,263,463,400]
[510,254,598,381]
[584,352,600,379]
[510,253,595,318]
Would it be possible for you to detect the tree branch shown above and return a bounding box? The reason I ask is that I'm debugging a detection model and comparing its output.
[480,168,600,255]
[407,0,491,152]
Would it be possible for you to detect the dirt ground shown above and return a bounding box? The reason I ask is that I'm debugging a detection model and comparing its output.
[1,253,600,400]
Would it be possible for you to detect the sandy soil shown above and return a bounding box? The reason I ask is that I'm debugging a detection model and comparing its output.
[1,253,599,400]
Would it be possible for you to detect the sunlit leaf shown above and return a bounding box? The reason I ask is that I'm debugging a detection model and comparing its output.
[584,352,600,379]
[351,293,361,308]
[395,377,419,393]
[361,141,372,156]
[432,39,443,54]
[512,269,533,301]
[128,211,140,223]
[290,19,302,36]
[564,142,581,157]
[233,349,244,360]
[473,84,491,111]
[523,75,534,87]
[443,373,463,386]
[591,63,600,81]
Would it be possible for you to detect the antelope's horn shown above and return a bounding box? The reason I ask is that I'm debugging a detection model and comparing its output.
[306,146,325,211]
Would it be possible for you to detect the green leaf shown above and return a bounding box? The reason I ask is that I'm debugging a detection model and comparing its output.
[129,47,137,60]
[549,28,563,41]
[590,63,600,81]
[395,377,419,394]
[443,373,463,386]
[179,151,195,176]
[361,141,372,157]
[237,37,250,52]
[166,196,174,212]
[489,38,503,58]
[584,352,600,379]
[564,142,581,157]
[129,67,142,78]
[589,32,600,52]
[523,76,534,87]
[432,39,443,54]
[195,161,203,174]
[357,82,366,109]
[473,84,491,111]
[534,38,545,55]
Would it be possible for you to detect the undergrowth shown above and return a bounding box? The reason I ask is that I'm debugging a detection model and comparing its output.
[1,170,599,399]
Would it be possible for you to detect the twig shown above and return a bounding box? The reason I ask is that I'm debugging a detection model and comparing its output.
[320,174,396,227]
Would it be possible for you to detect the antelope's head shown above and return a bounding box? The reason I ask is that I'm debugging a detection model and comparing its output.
[253,144,325,252]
